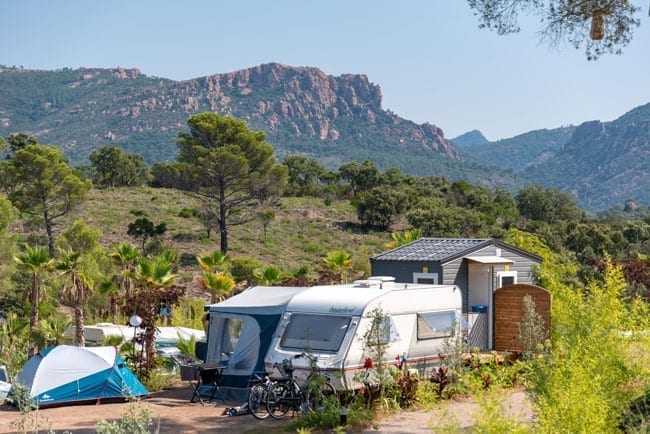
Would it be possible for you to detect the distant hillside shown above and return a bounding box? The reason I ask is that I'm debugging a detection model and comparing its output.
[450,130,489,147]
[459,126,576,172]
[0,63,524,189]
[524,105,650,211]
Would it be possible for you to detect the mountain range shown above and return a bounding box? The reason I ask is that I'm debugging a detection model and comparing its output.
[0,63,647,212]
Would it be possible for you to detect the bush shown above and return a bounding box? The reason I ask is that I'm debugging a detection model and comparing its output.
[177,208,197,218]
[96,402,154,434]
[229,256,262,284]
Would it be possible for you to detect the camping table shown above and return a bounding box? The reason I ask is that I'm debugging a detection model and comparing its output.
[190,363,227,405]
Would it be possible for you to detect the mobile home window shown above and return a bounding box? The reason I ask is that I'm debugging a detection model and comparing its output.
[417,311,456,340]
[280,314,351,352]
[497,271,517,288]
[413,272,439,284]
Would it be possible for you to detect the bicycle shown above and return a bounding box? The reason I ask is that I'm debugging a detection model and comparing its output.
[246,371,274,420]
[265,352,337,420]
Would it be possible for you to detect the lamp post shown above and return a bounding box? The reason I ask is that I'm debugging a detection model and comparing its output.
[129,315,143,377]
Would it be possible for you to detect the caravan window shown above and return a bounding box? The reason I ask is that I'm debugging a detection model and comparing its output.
[417,310,456,340]
[280,314,351,352]
[370,315,400,344]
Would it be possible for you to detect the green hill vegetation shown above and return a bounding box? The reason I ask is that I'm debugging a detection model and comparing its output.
[1,113,650,432]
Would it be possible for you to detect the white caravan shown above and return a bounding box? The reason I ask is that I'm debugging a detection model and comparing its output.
[264,277,463,390]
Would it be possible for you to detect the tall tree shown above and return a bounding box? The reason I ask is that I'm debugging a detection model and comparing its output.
[6,144,92,255]
[14,244,54,355]
[283,155,328,196]
[6,133,37,154]
[339,160,382,196]
[467,0,642,59]
[175,113,287,254]
[89,145,149,187]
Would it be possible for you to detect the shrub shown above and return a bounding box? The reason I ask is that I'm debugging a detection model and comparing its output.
[177,208,197,218]
[229,256,262,284]
[96,402,154,434]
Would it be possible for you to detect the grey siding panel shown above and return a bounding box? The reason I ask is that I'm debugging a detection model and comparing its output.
[442,258,469,313]
[370,261,442,284]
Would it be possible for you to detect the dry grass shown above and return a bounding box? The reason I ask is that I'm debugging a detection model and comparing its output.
[11,186,389,277]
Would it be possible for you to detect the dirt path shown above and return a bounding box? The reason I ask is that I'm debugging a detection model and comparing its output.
[0,382,534,433]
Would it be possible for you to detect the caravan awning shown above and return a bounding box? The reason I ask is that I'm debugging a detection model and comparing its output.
[465,255,514,265]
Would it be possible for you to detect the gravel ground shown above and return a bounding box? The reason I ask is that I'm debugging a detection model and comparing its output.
[0,381,534,433]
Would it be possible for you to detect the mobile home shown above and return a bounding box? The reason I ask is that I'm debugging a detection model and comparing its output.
[264,277,462,390]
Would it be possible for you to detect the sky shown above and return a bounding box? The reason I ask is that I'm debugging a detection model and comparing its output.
[1,0,649,141]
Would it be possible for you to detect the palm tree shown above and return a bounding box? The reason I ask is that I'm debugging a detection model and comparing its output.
[196,251,229,274]
[323,250,353,283]
[253,265,284,286]
[385,229,422,250]
[109,243,140,299]
[125,254,184,377]
[14,244,54,355]
[98,278,120,323]
[195,271,235,303]
[54,248,93,346]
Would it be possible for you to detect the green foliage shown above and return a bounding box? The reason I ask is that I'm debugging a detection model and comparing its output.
[352,186,409,230]
[384,229,422,250]
[471,390,531,434]
[529,260,650,433]
[174,112,288,254]
[96,402,154,434]
[4,143,92,254]
[252,265,283,285]
[229,256,263,284]
[0,312,29,377]
[283,155,334,197]
[194,271,234,303]
[169,297,206,330]
[517,295,548,360]
[516,184,584,224]
[89,145,150,188]
[468,0,641,60]
[127,217,167,251]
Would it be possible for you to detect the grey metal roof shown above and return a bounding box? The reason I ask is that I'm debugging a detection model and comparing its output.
[372,238,492,262]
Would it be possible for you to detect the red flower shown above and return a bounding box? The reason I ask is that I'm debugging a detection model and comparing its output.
[363,357,374,369]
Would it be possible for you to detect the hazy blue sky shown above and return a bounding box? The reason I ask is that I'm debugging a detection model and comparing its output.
[2,0,649,140]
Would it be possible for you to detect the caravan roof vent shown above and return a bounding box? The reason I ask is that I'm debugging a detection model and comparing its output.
[367,276,396,289]
[353,279,381,288]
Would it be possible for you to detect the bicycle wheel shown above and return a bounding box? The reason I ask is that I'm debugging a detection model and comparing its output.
[266,382,291,419]
[247,383,270,420]
[306,381,337,411]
